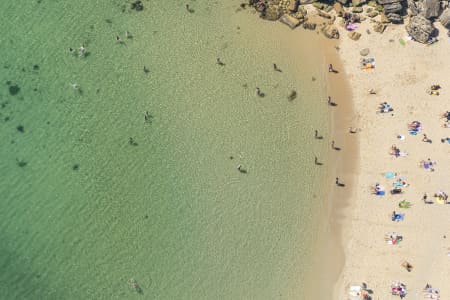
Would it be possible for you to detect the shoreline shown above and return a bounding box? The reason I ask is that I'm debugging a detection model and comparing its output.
[305,32,359,300]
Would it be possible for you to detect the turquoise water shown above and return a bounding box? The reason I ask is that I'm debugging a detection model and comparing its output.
[0,1,330,299]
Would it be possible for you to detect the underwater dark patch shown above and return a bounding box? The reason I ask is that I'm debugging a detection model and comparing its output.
[9,84,20,96]
[16,125,24,133]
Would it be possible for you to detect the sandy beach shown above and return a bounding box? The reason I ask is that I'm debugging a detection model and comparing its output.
[329,15,450,300]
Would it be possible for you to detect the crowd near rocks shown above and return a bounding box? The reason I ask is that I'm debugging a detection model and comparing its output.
[246,0,450,43]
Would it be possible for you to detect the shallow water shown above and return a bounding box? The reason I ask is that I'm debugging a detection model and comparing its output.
[0,1,330,299]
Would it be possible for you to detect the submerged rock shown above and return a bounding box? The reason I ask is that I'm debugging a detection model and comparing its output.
[9,84,20,96]
[131,0,144,11]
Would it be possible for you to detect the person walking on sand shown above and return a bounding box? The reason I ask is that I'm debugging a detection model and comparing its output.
[335,177,339,185]
[273,63,282,72]
[331,140,335,149]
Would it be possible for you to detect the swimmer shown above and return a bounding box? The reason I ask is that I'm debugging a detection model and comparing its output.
[273,63,282,72]
[216,58,225,66]
[116,36,124,44]
[256,87,265,97]
[79,45,86,57]
[143,66,150,74]
[186,4,194,13]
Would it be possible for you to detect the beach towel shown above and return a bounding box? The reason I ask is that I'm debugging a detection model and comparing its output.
[409,129,418,135]
[436,197,445,204]
[392,213,405,221]
[399,200,411,208]
[385,172,396,179]
[346,24,358,31]
[376,190,385,196]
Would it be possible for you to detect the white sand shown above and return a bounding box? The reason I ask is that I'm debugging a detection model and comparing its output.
[331,16,450,300]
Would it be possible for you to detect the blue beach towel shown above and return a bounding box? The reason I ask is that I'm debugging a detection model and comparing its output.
[392,213,405,221]
[385,172,396,179]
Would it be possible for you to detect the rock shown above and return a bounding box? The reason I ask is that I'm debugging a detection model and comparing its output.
[440,9,450,28]
[321,24,340,38]
[407,0,420,16]
[264,6,282,20]
[377,0,402,5]
[336,0,349,5]
[367,11,379,17]
[380,13,390,22]
[373,22,386,32]
[406,15,436,43]
[360,48,370,56]
[298,6,308,16]
[383,2,403,13]
[387,13,403,23]
[313,2,325,9]
[317,9,332,18]
[303,22,317,29]
[279,14,301,28]
[352,0,367,6]
[333,2,345,16]
[352,7,364,13]
[131,0,144,11]
[348,31,362,40]
[288,0,300,12]
[299,0,317,4]
[422,0,441,18]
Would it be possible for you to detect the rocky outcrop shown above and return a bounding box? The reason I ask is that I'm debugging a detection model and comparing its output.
[247,0,448,44]
[406,15,436,43]
[422,0,441,18]
[440,8,450,28]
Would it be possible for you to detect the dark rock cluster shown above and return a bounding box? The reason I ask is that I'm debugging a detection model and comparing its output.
[246,0,450,43]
